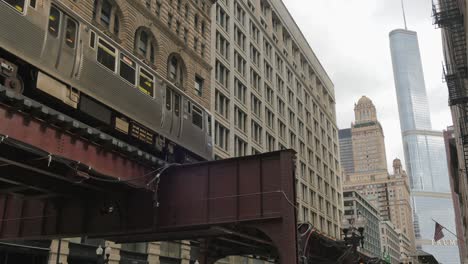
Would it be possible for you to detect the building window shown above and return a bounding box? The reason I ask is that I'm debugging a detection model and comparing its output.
[289,131,296,149]
[168,13,173,28]
[93,0,121,36]
[277,97,285,117]
[195,76,203,96]
[215,122,229,151]
[278,120,286,139]
[234,136,247,157]
[265,84,274,106]
[215,60,230,89]
[201,21,206,36]
[265,107,274,129]
[194,37,199,51]
[251,147,261,155]
[288,89,295,107]
[263,38,272,60]
[194,14,199,32]
[251,94,261,118]
[135,28,157,65]
[250,68,260,91]
[234,51,246,77]
[234,78,247,104]
[175,20,180,35]
[298,121,304,138]
[288,109,295,127]
[216,31,230,60]
[234,106,247,133]
[251,121,262,144]
[250,44,260,67]
[266,133,275,152]
[216,4,229,32]
[276,75,284,96]
[249,20,260,43]
[160,242,181,258]
[234,25,246,51]
[167,54,185,88]
[215,90,229,119]
[234,1,245,26]
[184,3,189,19]
[264,60,272,82]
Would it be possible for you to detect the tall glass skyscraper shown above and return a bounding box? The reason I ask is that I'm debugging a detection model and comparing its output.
[389,29,461,264]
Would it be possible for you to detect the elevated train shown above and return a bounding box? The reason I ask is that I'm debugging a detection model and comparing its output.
[0,0,213,162]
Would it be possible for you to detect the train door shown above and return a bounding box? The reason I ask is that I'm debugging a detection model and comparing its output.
[161,87,173,134]
[56,16,78,78]
[43,6,78,78]
[172,92,182,138]
[162,87,182,138]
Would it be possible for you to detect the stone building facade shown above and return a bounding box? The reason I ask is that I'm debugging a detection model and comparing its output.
[380,221,402,264]
[210,0,343,241]
[343,190,382,258]
[351,96,388,174]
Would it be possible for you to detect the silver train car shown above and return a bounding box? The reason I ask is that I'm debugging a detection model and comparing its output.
[0,0,213,162]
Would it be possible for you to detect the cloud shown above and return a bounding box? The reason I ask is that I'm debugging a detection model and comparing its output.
[283,0,452,170]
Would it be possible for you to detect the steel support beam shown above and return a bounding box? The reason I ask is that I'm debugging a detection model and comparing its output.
[0,100,299,263]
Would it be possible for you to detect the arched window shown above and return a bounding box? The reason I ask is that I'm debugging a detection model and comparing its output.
[167,54,185,88]
[93,0,121,36]
[135,27,157,65]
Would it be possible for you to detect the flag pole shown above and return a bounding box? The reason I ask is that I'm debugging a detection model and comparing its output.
[432,218,460,239]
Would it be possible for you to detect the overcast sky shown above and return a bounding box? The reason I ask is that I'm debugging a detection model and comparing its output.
[283,0,451,170]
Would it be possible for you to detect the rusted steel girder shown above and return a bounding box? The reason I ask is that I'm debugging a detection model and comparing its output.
[111,150,298,263]
[0,88,156,186]
[0,95,299,263]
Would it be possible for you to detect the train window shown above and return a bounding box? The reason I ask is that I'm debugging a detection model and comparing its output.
[65,19,77,48]
[166,88,172,111]
[192,105,203,129]
[3,0,25,13]
[90,31,96,48]
[174,94,180,117]
[119,54,136,85]
[29,0,36,8]
[48,7,60,37]
[97,38,116,72]
[138,68,154,97]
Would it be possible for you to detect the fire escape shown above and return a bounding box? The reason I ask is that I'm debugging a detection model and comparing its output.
[433,0,468,174]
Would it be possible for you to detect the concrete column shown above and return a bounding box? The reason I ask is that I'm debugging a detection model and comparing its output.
[180,240,191,264]
[106,241,121,264]
[48,239,69,264]
[147,242,161,264]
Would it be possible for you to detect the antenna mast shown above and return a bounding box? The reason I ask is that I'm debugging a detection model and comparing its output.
[401,0,408,30]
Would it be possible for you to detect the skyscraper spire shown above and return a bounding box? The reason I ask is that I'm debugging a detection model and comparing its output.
[401,0,408,30]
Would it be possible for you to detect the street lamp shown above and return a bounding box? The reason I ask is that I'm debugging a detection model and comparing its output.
[341,212,367,253]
